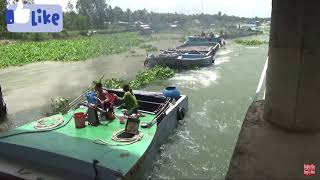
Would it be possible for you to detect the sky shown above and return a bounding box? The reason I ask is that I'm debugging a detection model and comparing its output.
[34,0,272,18]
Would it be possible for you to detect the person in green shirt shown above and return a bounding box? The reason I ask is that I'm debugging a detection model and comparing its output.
[115,84,139,115]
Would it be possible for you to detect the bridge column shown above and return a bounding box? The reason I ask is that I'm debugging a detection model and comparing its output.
[226,1,320,179]
[264,0,320,131]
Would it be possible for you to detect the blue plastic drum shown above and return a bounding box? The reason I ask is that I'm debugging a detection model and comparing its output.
[86,92,97,105]
[162,86,181,100]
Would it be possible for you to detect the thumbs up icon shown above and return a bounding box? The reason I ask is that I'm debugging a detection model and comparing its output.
[13,0,31,24]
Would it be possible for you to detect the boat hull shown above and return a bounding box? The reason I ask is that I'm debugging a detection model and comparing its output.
[0,90,188,180]
[145,55,214,69]
[144,42,220,69]
[125,94,188,179]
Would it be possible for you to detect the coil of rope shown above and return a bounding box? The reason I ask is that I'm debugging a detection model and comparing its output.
[0,110,76,139]
[93,129,143,146]
[34,116,65,130]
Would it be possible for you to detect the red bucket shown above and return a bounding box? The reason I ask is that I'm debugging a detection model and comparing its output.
[74,112,86,128]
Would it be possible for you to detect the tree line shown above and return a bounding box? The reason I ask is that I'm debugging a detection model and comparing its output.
[0,0,270,35]
[65,0,268,31]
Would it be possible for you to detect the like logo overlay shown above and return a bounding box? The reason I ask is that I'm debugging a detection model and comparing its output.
[6,0,63,32]
[6,0,31,24]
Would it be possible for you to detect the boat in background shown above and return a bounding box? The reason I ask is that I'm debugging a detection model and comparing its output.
[183,34,225,46]
[144,42,220,68]
[0,87,188,180]
[144,32,225,68]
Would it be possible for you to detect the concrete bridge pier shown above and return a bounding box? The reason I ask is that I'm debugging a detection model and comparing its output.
[226,0,320,179]
[265,0,320,131]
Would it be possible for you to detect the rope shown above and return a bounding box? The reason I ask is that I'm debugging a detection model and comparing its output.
[0,110,76,139]
[93,129,144,146]
[34,116,64,130]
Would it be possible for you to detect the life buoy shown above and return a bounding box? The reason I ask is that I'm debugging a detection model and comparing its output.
[177,107,185,120]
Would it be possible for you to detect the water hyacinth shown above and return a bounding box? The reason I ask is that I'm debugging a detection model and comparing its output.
[139,44,158,52]
[51,97,69,114]
[96,66,175,90]
[234,39,268,46]
[49,66,175,113]
[0,32,143,68]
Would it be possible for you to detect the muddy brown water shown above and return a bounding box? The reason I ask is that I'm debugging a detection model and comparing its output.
[0,34,268,179]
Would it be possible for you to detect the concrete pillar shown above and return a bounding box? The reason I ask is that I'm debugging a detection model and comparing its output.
[264,0,320,131]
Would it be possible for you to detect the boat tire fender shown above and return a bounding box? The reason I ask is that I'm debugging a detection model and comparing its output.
[177,107,185,120]
[144,59,149,67]
[93,159,99,180]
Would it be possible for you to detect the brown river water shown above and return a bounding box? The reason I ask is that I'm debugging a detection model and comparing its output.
[0,33,268,179]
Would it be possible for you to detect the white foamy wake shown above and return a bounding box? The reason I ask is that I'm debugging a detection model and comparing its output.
[217,48,233,56]
[214,56,231,66]
[171,68,220,89]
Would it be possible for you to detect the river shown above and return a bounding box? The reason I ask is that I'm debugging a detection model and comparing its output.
[141,35,268,179]
[0,34,268,179]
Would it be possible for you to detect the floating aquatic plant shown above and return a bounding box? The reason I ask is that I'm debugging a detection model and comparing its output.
[98,65,175,90]
[50,97,69,114]
[234,39,268,46]
[0,32,143,69]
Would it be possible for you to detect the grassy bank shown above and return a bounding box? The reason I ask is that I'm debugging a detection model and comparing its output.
[234,39,269,45]
[0,32,143,69]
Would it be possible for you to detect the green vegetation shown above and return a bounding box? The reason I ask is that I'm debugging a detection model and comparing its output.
[50,66,174,114]
[96,66,175,90]
[0,1,270,39]
[0,32,142,68]
[51,97,69,114]
[139,44,158,52]
[234,39,269,46]
[1,28,132,41]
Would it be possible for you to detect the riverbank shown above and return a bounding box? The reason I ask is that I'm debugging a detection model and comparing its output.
[0,32,145,69]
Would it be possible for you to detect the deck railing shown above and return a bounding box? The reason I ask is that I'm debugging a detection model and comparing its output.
[253,57,269,102]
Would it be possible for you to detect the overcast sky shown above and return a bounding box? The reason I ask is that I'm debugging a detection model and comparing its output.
[34,0,272,18]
